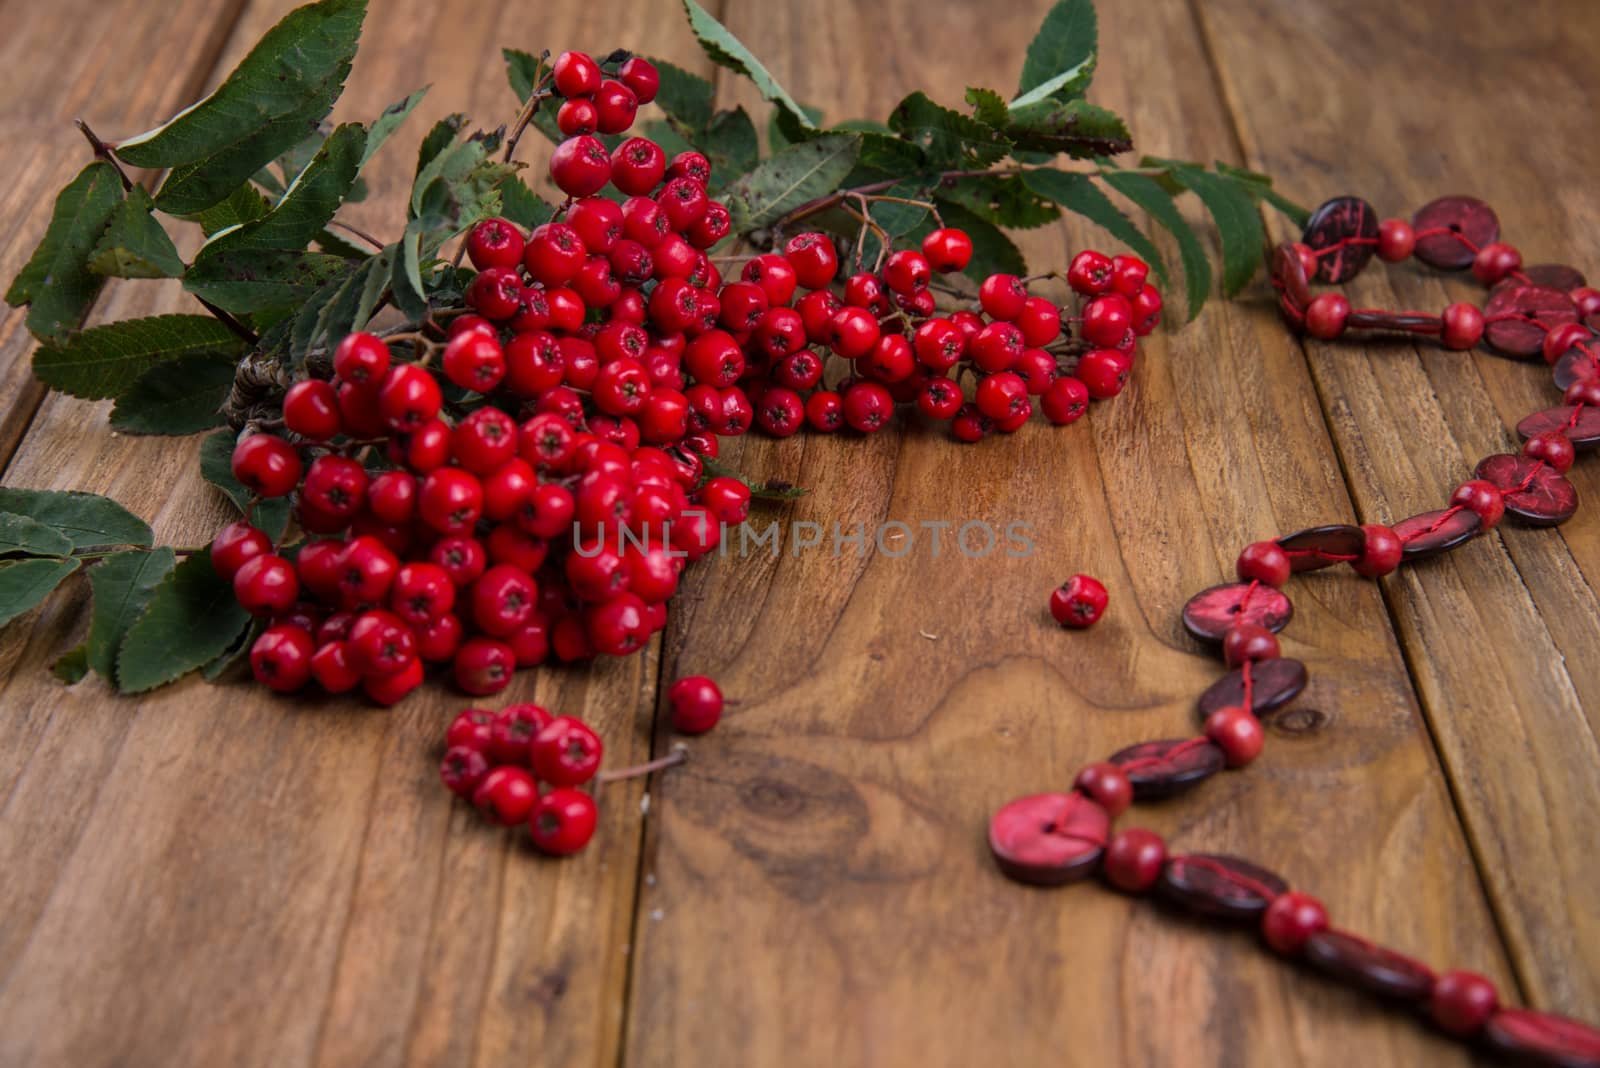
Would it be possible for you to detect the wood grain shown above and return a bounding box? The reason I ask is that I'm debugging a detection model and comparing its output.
[1195,0,1600,1016]
[623,2,1515,1066]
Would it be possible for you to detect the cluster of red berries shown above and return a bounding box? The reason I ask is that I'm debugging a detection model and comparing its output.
[1048,573,1108,628]
[439,703,603,855]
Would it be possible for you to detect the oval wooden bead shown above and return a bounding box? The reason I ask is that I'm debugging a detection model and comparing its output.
[1412,196,1500,270]
[1554,347,1600,392]
[1492,263,1588,294]
[1301,197,1379,283]
[1518,405,1600,451]
[1485,284,1579,359]
[1394,508,1483,561]
[1197,658,1309,721]
[1475,453,1578,527]
[1302,929,1436,1000]
[1182,582,1294,643]
[1109,739,1226,800]
[1157,853,1288,920]
[1276,524,1366,572]
[988,792,1108,886]
[1345,310,1441,334]
[1272,243,1312,308]
[1483,1008,1600,1068]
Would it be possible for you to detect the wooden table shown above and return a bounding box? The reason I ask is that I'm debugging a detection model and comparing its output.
[1,0,1596,1064]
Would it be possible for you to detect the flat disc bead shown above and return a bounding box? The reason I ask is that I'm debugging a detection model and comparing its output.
[1485,285,1579,359]
[1412,196,1500,270]
[1394,508,1483,561]
[1109,738,1226,800]
[1554,347,1600,391]
[1272,243,1312,308]
[1301,196,1379,282]
[1182,582,1294,642]
[1302,929,1436,1000]
[1196,658,1309,721]
[1492,263,1588,294]
[1345,310,1442,334]
[1276,524,1365,571]
[1475,453,1578,526]
[988,792,1109,886]
[1518,405,1600,451]
[1157,854,1288,920]
[1482,1008,1600,1068]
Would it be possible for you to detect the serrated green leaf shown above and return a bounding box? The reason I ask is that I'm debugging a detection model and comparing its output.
[260,126,330,193]
[1102,170,1211,320]
[0,513,74,557]
[182,250,349,315]
[204,617,263,681]
[932,200,1026,281]
[316,228,371,259]
[197,123,367,257]
[499,175,555,230]
[363,87,428,169]
[52,644,89,685]
[866,181,935,236]
[1016,0,1097,105]
[116,0,367,213]
[0,488,151,551]
[1006,99,1130,157]
[640,119,699,162]
[191,184,272,237]
[416,114,466,179]
[391,235,427,322]
[503,48,543,104]
[651,58,714,132]
[683,0,814,134]
[88,186,184,279]
[115,549,251,694]
[887,92,1010,170]
[85,547,176,684]
[108,354,236,435]
[938,175,1060,229]
[1214,161,1310,226]
[700,108,759,185]
[32,314,246,400]
[724,133,861,232]
[966,87,1010,128]
[199,430,291,542]
[290,266,354,360]
[0,558,80,628]
[5,161,124,342]
[768,104,825,153]
[846,130,926,176]
[1163,164,1265,297]
[1022,170,1167,287]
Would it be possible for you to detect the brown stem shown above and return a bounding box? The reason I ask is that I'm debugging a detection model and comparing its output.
[503,56,554,166]
[328,220,387,251]
[74,119,134,191]
[596,747,689,784]
[197,298,259,345]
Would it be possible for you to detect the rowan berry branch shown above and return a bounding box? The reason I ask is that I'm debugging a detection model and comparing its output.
[74,119,134,192]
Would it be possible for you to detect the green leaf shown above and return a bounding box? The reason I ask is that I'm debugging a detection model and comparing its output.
[849,130,927,175]
[115,549,251,694]
[362,87,429,168]
[5,161,124,342]
[0,513,74,557]
[682,0,815,133]
[1163,163,1265,297]
[1006,99,1130,157]
[85,547,177,685]
[116,0,367,214]
[1015,0,1097,105]
[199,429,292,542]
[1101,170,1211,320]
[1022,170,1167,287]
[887,92,1010,170]
[651,58,715,132]
[866,180,934,236]
[503,48,543,104]
[88,186,184,279]
[52,644,89,685]
[938,175,1060,230]
[391,235,427,322]
[723,133,862,232]
[932,200,1026,281]
[182,249,349,315]
[1215,161,1310,226]
[191,184,272,237]
[498,175,555,230]
[700,107,759,184]
[109,353,236,435]
[0,558,80,628]
[32,314,246,400]
[204,617,263,681]
[196,123,367,257]
[416,114,466,179]
[0,488,152,551]
[768,103,825,152]
[410,133,517,249]
[641,119,699,162]
[316,228,371,259]
[966,87,1010,128]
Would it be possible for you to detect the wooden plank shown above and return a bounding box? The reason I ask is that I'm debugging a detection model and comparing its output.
[622,1,1517,1064]
[1194,0,1600,1016]
[0,2,708,1066]
[0,0,250,469]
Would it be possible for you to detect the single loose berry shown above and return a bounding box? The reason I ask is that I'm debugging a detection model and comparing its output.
[1041,376,1089,425]
[283,379,342,440]
[453,637,516,696]
[921,228,972,274]
[593,79,639,135]
[377,363,444,430]
[618,57,660,104]
[552,50,601,96]
[529,787,598,855]
[668,675,723,733]
[466,217,525,271]
[1081,294,1134,348]
[979,273,1027,320]
[231,434,301,497]
[250,625,314,692]
[333,332,390,387]
[783,232,839,290]
[1109,255,1149,299]
[1076,349,1132,400]
[1261,891,1329,955]
[1049,574,1107,628]
[531,715,604,786]
[883,250,931,294]
[550,135,612,197]
[1067,250,1114,295]
[556,97,598,136]
[234,554,300,616]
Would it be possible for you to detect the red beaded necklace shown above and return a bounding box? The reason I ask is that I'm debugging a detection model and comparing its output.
[989,195,1600,1066]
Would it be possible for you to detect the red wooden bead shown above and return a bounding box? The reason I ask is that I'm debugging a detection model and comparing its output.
[1300,196,1378,283]
[1429,970,1499,1037]
[1103,829,1167,894]
[1376,218,1415,262]
[1440,302,1484,350]
[1204,705,1265,767]
[1542,321,1592,366]
[1499,262,1587,292]
[1236,540,1292,587]
[1519,404,1600,451]
[1352,523,1404,578]
[1261,891,1329,955]
[1073,762,1133,817]
[1277,524,1365,572]
[1394,508,1483,561]
[1183,583,1294,643]
[1197,658,1308,721]
[1290,243,1320,284]
[1565,380,1600,408]
[1521,432,1576,475]
[1449,479,1505,529]
[1475,453,1578,526]
[1412,196,1499,270]
[1221,623,1280,668]
[1552,347,1600,391]
[1483,1007,1600,1066]
[1471,241,1521,286]
[1303,929,1436,1000]
[988,792,1108,886]
[1574,286,1600,319]
[1109,738,1227,800]
[1272,243,1312,309]
[1158,854,1288,920]
[1485,284,1578,358]
[1306,293,1350,339]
